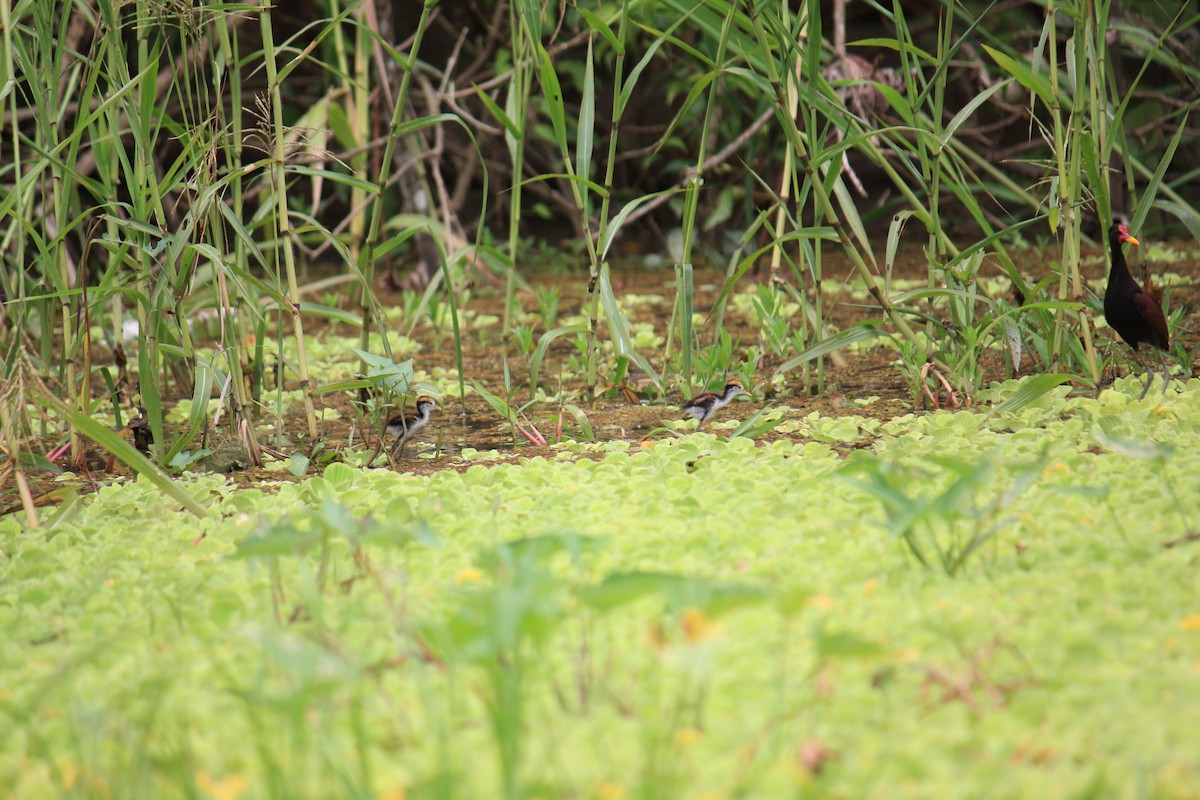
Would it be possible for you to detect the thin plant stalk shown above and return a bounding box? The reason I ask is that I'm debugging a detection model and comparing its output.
[591,4,631,371]
[793,3,825,394]
[339,1,371,338]
[749,4,922,349]
[1046,0,1100,383]
[0,0,26,385]
[356,0,437,362]
[670,4,737,394]
[501,4,531,337]
[260,1,319,439]
[213,8,262,465]
[776,2,812,394]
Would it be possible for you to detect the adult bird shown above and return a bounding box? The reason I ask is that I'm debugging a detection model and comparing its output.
[681,379,744,429]
[387,396,438,452]
[1103,221,1170,399]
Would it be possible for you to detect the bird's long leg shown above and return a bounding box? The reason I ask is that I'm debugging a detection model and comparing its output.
[1132,348,1154,401]
[1158,349,1170,396]
[1137,374,1152,400]
[1137,370,1153,401]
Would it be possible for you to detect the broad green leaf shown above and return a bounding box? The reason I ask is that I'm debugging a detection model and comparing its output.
[473,83,520,138]
[529,323,585,392]
[776,324,885,376]
[1132,110,1191,236]
[940,81,1007,148]
[600,188,684,261]
[469,379,518,424]
[576,8,621,53]
[987,373,1079,416]
[598,265,663,390]
[32,390,207,517]
[535,43,567,149]
[983,45,1055,107]
[731,408,785,440]
[576,37,595,191]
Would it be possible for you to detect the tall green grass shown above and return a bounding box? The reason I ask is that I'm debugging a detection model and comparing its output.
[0,0,1197,508]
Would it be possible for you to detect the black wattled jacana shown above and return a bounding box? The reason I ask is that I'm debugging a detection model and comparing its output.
[681,379,744,429]
[1103,222,1170,399]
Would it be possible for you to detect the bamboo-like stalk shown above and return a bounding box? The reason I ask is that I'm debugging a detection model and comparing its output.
[41,3,80,465]
[1074,0,1104,379]
[796,1,831,392]
[517,22,622,401]
[771,1,808,392]
[0,0,26,386]
[747,8,922,349]
[671,3,738,394]
[337,1,371,335]
[356,1,437,363]
[1046,1,1072,373]
[214,12,262,467]
[584,6,631,398]
[524,33,605,398]
[1062,17,1091,373]
[259,0,319,439]
[1046,0,1100,383]
[126,0,169,457]
[502,4,532,338]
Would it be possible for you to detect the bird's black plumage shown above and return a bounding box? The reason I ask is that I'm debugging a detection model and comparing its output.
[1103,222,1170,397]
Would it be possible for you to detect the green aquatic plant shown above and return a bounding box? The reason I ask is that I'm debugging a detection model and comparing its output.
[7,383,1200,795]
[839,451,1044,576]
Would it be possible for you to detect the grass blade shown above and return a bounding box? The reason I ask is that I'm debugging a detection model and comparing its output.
[987,374,1080,416]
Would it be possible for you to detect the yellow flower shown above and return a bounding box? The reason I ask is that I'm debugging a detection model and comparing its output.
[455,568,485,586]
[1043,461,1069,477]
[1179,614,1200,632]
[681,608,721,642]
[58,758,79,790]
[674,727,704,746]
[196,772,249,800]
[593,780,627,800]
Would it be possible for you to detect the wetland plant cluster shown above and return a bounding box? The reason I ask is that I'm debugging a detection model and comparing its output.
[2,1,1200,797]
[4,382,1200,796]
[0,0,1196,488]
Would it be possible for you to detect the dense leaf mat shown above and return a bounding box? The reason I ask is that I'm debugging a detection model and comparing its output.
[3,377,1200,799]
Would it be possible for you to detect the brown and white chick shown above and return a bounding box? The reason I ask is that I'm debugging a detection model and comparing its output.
[386,396,437,451]
[681,379,744,429]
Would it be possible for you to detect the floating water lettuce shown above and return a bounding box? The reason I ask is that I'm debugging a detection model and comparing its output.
[4,382,1200,798]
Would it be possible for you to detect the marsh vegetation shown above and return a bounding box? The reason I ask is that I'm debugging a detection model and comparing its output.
[2,0,1200,797]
